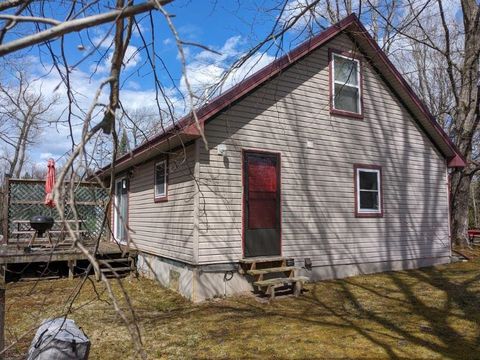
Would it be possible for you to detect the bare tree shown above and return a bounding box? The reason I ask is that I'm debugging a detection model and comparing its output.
[446,0,480,247]
[121,106,162,148]
[0,68,57,178]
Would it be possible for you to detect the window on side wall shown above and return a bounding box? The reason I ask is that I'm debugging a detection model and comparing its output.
[331,52,362,116]
[154,159,167,201]
[355,165,382,217]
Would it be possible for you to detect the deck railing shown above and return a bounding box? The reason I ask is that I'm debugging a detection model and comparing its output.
[2,178,109,245]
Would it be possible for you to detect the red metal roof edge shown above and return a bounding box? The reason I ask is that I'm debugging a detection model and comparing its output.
[100,13,465,175]
[97,14,358,175]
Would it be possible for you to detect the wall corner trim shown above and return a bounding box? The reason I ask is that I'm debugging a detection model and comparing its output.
[192,139,201,265]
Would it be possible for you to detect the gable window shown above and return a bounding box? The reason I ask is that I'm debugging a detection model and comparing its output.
[331,51,362,116]
[154,159,168,201]
[355,165,382,217]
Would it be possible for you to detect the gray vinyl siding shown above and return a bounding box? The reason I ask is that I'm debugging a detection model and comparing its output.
[127,145,196,263]
[197,34,449,265]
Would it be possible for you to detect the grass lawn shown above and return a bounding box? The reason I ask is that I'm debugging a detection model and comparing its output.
[4,256,480,359]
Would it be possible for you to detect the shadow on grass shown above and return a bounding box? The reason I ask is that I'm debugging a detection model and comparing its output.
[136,260,480,359]
[7,260,479,359]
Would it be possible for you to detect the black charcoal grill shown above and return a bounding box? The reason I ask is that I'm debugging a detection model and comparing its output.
[30,215,54,238]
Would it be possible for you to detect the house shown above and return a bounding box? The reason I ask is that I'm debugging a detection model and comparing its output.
[99,14,465,302]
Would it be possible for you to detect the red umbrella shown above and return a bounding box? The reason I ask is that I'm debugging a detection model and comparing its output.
[44,158,55,208]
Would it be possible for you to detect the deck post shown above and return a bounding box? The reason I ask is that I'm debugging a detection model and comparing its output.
[0,287,4,360]
[0,265,6,360]
[2,176,10,245]
[68,260,76,279]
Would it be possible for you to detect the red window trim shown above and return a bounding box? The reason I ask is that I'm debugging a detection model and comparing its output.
[154,156,169,203]
[354,164,383,218]
[329,48,364,119]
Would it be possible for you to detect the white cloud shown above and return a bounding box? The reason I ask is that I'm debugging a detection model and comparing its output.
[278,0,341,31]
[179,35,275,101]
[7,35,279,170]
[126,80,141,90]
[88,33,142,74]
[90,44,142,74]
[91,34,114,49]
[133,21,148,37]
[19,56,162,167]
[39,152,55,160]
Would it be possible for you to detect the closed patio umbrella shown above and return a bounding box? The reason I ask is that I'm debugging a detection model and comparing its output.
[44,158,55,208]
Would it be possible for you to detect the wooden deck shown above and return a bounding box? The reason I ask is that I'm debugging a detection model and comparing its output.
[0,241,129,265]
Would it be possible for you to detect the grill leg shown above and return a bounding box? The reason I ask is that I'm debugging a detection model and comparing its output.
[26,232,37,248]
[46,231,53,247]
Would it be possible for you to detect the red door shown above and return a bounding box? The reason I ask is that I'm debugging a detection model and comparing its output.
[243,151,281,257]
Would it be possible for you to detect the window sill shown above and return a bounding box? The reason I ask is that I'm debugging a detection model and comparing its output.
[355,211,383,218]
[154,196,168,203]
[330,108,364,119]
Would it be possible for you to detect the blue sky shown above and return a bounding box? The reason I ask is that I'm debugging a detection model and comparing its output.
[9,0,308,170]
[1,0,461,173]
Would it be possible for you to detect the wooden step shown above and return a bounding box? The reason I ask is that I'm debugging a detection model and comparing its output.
[247,266,299,276]
[99,258,131,264]
[253,276,308,287]
[100,266,132,273]
[239,256,286,264]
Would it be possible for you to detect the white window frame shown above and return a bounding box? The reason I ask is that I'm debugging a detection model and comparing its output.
[332,53,362,114]
[356,167,381,214]
[113,176,128,244]
[154,160,167,199]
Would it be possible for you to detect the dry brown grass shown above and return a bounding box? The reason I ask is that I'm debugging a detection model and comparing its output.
[453,244,480,259]
[4,257,480,359]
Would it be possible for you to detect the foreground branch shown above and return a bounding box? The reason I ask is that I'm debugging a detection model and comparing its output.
[0,1,172,56]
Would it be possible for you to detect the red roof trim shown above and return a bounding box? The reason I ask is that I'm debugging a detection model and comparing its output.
[447,154,466,168]
[101,13,465,174]
[99,14,358,174]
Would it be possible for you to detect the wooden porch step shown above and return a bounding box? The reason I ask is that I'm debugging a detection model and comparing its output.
[253,276,308,287]
[239,256,286,264]
[247,266,299,276]
[97,253,136,279]
[100,266,132,273]
[99,258,131,264]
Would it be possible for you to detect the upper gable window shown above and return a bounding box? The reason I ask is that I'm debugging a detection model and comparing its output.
[331,52,362,116]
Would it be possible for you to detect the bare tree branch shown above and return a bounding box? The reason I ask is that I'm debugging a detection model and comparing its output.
[0,1,172,56]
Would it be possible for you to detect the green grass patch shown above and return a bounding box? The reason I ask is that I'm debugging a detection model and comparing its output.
[4,257,480,359]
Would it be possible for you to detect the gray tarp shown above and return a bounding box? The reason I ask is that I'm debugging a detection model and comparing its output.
[27,318,90,360]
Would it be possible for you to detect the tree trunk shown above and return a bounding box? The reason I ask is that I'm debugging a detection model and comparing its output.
[451,170,471,247]
[449,0,480,248]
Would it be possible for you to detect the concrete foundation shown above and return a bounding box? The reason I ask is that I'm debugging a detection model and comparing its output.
[137,254,194,300]
[137,252,451,302]
[298,256,451,281]
[137,253,252,302]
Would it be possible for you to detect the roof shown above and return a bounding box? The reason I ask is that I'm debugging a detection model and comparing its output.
[98,13,465,176]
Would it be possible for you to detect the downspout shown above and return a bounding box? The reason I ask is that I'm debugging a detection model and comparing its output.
[447,163,452,257]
